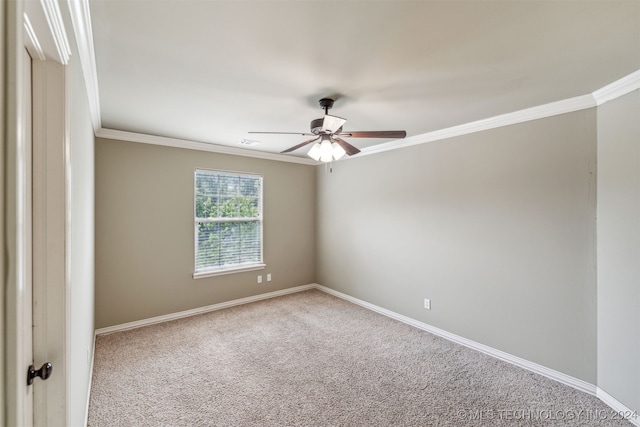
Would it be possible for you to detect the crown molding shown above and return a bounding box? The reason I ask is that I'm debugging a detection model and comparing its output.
[41,0,71,64]
[96,128,319,165]
[66,0,101,132]
[23,13,46,61]
[592,70,640,106]
[67,4,638,163]
[357,70,638,159]
[358,94,597,158]
[23,0,71,64]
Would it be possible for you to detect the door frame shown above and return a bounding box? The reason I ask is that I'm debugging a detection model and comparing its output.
[3,0,29,425]
[3,1,72,425]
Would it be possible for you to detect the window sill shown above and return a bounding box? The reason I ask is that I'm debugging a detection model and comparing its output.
[193,263,266,279]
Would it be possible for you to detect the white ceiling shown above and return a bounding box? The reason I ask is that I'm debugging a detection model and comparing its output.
[89,0,639,158]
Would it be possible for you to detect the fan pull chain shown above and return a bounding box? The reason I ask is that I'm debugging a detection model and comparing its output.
[325,162,333,174]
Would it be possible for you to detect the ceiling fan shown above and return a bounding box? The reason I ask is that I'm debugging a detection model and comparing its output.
[249,98,406,162]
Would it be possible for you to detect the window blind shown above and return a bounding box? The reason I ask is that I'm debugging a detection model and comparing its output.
[194,169,263,274]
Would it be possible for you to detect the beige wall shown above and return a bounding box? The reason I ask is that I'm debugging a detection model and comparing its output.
[316,109,598,383]
[95,138,316,328]
[597,89,640,412]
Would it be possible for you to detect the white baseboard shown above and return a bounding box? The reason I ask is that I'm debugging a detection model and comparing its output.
[317,285,639,425]
[95,284,316,335]
[315,285,597,395]
[314,285,639,425]
[91,282,637,425]
[597,387,640,427]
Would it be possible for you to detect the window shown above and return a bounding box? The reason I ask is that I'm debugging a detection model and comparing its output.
[194,169,264,278]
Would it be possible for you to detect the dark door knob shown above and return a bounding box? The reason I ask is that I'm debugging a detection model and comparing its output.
[27,362,52,386]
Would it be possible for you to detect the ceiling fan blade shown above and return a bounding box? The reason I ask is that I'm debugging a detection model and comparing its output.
[339,130,406,139]
[322,115,347,133]
[281,137,320,154]
[332,137,361,156]
[249,131,315,136]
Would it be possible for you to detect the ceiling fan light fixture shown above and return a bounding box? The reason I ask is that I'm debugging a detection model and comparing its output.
[307,142,322,161]
[308,136,347,163]
[319,138,333,163]
[331,142,346,160]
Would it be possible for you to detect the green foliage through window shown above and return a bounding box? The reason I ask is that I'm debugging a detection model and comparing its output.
[195,169,263,273]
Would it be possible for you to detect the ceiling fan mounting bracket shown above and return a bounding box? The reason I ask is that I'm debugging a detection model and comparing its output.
[318,98,334,114]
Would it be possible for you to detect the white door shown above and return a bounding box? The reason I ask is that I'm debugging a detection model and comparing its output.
[30,58,69,427]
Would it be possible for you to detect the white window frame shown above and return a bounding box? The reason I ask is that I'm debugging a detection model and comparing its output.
[193,168,265,279]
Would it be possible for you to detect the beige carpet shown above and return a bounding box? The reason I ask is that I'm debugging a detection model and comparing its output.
[88,289,632,426]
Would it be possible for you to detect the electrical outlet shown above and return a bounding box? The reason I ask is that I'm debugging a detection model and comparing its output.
[424,298,431,310]
[267,274,272,282]
[257,275,263,284]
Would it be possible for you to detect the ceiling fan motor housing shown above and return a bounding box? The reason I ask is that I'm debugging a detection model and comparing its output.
[310,118,324,135]
[310,118,344,135]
